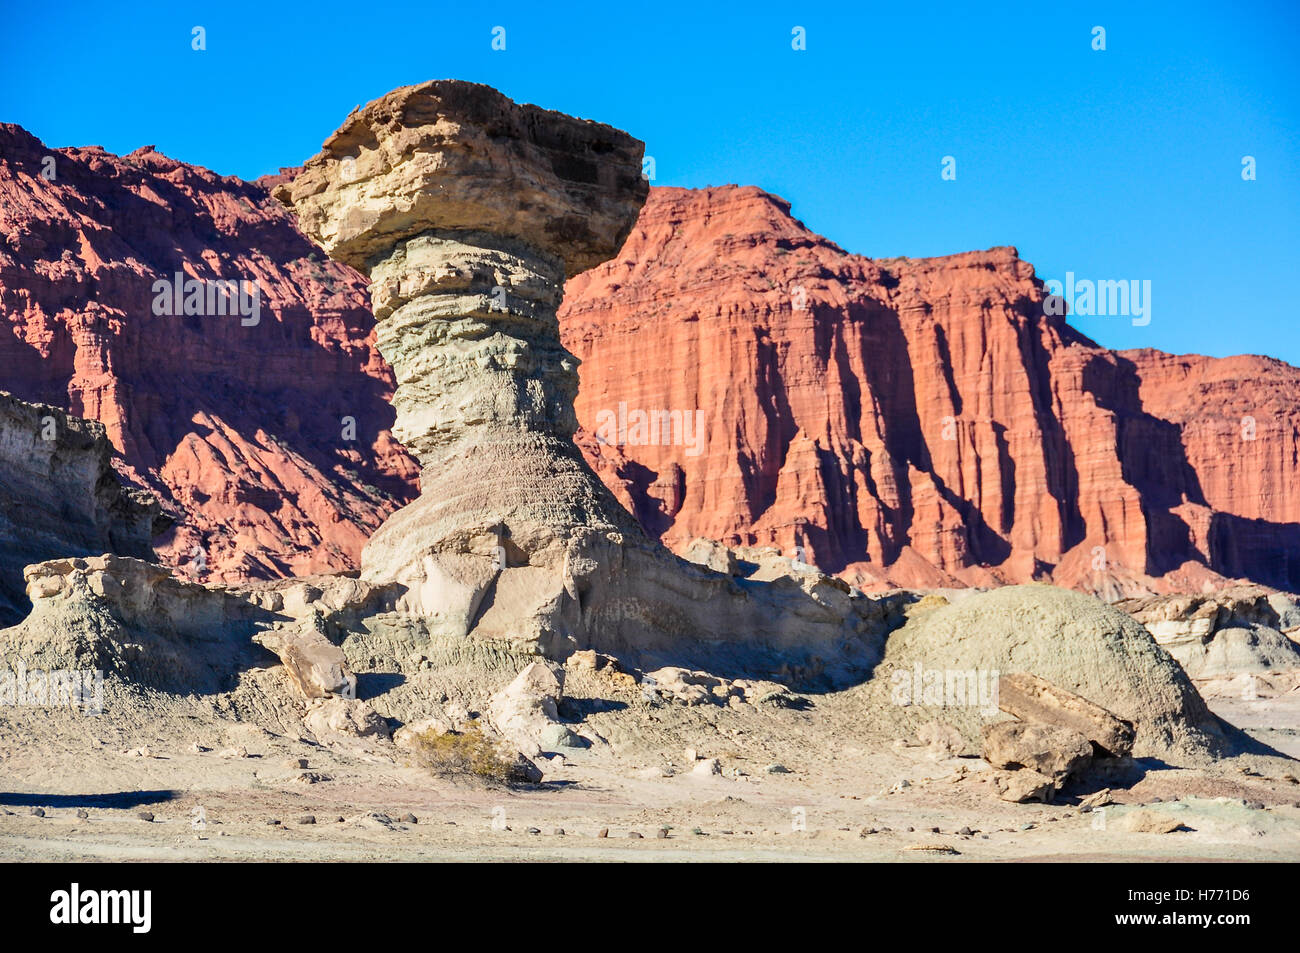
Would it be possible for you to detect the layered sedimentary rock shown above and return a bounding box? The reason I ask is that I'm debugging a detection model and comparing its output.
[0,123,416,583]
[1120,586,1300,678]
[561,186,1300,596]
[0,392,167,624]
[5,123,1298,599]
[277,81,907,679]
[276,80,649,588]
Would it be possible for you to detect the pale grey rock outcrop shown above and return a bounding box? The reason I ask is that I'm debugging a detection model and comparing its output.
[0,392,168,625]
[1120,587,1300,678]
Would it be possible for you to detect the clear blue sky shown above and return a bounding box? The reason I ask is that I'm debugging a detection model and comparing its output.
[3,1,1298,364]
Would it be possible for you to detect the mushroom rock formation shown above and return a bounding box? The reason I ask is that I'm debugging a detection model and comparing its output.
[277,81,904,680]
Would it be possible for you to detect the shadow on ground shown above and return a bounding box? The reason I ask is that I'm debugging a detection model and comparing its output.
[0,790,180,809]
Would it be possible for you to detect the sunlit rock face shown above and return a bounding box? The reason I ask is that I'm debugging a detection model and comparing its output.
[279,80,908,683]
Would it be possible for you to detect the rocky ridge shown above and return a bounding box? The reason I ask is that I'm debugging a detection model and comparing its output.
[3,123,1298,599]
[0,122,416,585]
[561,185,1300,597]
[0,392,166,624]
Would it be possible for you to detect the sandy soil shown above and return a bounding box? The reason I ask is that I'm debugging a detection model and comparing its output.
[3,669,1298,862]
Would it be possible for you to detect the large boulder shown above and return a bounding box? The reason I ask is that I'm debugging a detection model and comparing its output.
[253,615,356,699]
[993,769,1055,803]
[866,585,1229,761]
[996,673,1135,758]
[303,697,390,741]
[981,720,1094,782]
[487,661,567,756]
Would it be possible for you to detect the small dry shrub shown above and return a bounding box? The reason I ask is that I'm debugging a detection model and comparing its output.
[409,726,522,786]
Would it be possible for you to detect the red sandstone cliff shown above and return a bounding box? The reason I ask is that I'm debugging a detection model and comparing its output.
[2,125,1295,598]
[0,124,417,583]
[561,186,1300,597]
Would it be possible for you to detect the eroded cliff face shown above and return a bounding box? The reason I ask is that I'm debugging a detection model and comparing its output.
[0,123,417,584]
[560,185,1300,596]
[0,392,167,624]
[3,120,1296,599]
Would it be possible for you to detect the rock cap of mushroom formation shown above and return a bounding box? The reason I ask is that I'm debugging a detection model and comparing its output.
[274,79,649,276]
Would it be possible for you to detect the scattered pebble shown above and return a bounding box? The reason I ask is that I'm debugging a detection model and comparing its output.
[266,819,281,826]
[30,808,45,818]
[765,764,791,774]
[553,828,565,836]
[628,831,643,839]
[527,827,541,834]
[657,827,669,839]
[75,809,89,820]
[400,813,418,824]
[297,815,316,825]
[137,812,154,822]
[957,826,973,836]
[597,828,608,838]
[1245,801,1265,811]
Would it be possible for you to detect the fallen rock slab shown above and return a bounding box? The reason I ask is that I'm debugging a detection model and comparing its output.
[253,615,356,699]
[1118,810,1183,833]
[393,716,454,749]
[1079,788,1115,810]
[488,661,566,756]
[998,672,1135,758]
[303,697,390,741]
[993,769,1055,803]
[917,721,964,758]
[981,721,1093,782]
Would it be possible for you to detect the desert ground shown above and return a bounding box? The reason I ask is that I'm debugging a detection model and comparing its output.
[3,599,1297,864]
